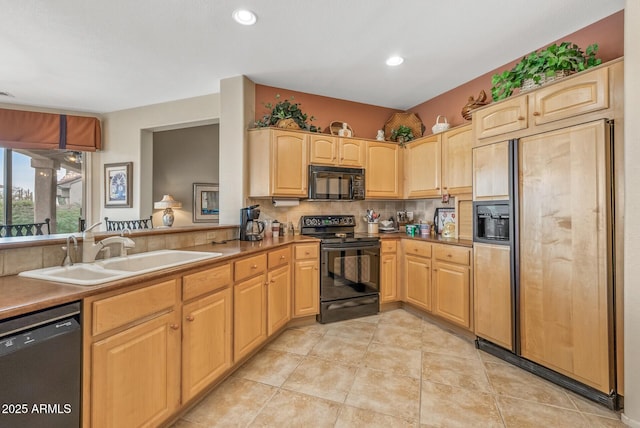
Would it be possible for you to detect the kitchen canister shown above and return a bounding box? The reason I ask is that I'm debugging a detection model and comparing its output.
[419,223,430,237]
[432,115,450,134]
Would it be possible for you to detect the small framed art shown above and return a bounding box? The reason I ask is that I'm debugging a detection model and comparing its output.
[193,183,219,223]
[104,162,132,208]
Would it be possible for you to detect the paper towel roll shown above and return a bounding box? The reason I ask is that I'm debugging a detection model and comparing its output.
[272,199,300,207]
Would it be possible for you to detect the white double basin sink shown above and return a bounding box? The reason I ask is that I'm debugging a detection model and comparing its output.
[19,250,223,286]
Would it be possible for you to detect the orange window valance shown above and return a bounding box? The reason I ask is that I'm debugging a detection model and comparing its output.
[0,108,102,151]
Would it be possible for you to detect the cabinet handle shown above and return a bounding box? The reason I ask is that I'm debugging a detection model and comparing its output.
[186,315,195,322]
[270,279,276,283]
[305,251,310,255]
[170,324,180,330]
[435,187,440,190]
[280,255,286,259]
[251,264,258,269]
[447,254,452,258]
[433,268,438,272]
[314,267,319,271]
[532,112,540,116]
[518,116,525,120]
[265,281,269,286]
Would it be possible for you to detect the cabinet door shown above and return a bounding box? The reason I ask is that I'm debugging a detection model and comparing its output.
[380,252,398,303]
[366,141,401,198]
[234,275,267,361]
[404,255,431,311]
[519,121,611,393]
[293,259,319,317]
[432,261,471,329]
[91,311,181,428]
[404,135,441,198]
[267,264,291,335]
[474,95,528,139]
[532,67,608,126]
[474,243,512,350]
[271,130,308,197]
[339,138,365,167]
[442,125,472,195]
[309,134,338,165]
[182,287,232,402]
[472,140,509,200]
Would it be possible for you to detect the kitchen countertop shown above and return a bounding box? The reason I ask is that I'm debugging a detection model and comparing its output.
[0,235,317,321]
[0,232,472,321]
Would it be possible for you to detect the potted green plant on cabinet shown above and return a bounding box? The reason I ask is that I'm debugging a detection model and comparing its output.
[390,125,415,147]
[491,42,601,101]
[254,94,320,132]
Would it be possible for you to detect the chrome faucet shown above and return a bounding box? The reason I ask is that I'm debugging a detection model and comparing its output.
[99,236,136,258]
[61,235,78,266]
[82,221,103,263]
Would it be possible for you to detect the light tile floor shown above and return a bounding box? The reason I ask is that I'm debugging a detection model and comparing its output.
[171,309,623,427]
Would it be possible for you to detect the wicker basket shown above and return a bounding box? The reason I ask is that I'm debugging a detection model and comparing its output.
[521,70,574,92]
[383,112,424,141]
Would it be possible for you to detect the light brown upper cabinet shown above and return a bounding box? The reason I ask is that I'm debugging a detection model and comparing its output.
[472,140,510,201]
[474,96,528,140]
[248,128,308,198]
[309,134,365,167]
[404,134,441,199]
[474,66,611,142]
[366,141,402,199]
[442,124,473,195]
[532,67,608,126]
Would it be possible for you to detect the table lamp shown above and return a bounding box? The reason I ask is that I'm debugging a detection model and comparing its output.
[154,194,182,227]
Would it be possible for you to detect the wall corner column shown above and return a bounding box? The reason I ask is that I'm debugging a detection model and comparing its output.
[219,76,255,225]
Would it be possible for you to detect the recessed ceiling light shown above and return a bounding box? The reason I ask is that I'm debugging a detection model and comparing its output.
[232,9,257,26]
[386,56,404,66]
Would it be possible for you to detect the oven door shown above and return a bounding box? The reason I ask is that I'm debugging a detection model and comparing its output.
[320,241,380,302]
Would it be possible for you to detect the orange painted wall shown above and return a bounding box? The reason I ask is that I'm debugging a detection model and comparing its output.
[254,86,401,140]
[408,10,624,128]
[255,10,624,135]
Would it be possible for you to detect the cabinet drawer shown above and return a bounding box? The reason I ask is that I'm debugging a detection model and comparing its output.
[434,245,470,266]
[92,279,178,336]
[183,263,231,301]
[403,240,432,258]
[234,253,267,282]
[268,247,291,268]
[294,243,319,260]
[381,240,398,253]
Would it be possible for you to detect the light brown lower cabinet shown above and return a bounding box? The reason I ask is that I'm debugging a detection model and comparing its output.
[234,274,268,361]
[293,243,320,317]
[404,254,432,311]
[182,286,232,402]
[431,245,471,329]
[87,279,181,428]
[267,264,292,335]
[380,240,399,303]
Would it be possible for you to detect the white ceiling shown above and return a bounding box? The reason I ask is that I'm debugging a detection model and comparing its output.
[0,0,624,114]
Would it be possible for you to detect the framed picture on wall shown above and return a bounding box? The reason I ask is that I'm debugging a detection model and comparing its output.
[193,183,219,223]
[104,162,132,208]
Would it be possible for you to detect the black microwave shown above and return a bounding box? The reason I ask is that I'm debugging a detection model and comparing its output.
[308,165,365,201]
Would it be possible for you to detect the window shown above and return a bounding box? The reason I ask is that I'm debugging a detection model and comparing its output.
[0,148,84,234]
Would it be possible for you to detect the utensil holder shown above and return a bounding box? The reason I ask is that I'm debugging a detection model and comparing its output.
[367,222,379,234]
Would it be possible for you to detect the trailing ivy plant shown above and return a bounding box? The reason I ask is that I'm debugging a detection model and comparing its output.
[491,42,602,101]
[254,94,319,131]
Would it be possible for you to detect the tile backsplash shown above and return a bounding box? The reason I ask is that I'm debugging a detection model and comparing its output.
[248,198,458,232]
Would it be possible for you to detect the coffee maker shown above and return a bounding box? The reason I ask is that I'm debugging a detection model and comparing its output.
[240,205,265,241]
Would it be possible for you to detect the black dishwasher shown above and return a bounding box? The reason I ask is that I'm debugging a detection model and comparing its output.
[0,301,81,428]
